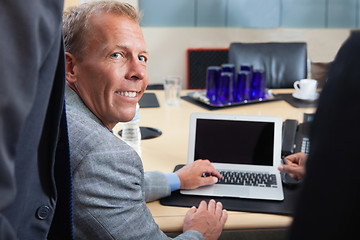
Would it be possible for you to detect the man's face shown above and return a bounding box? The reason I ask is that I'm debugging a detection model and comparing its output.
[68,13,148,129]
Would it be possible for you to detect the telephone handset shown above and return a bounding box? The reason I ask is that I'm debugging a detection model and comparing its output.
[281,119,298,157]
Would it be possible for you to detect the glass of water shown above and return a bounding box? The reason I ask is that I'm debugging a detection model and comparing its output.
[164,75,182,106]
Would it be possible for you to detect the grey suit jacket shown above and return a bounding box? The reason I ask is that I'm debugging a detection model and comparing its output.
[66,86,204,239]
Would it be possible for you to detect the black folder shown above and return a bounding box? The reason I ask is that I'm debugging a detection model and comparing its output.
[139,93,160,108]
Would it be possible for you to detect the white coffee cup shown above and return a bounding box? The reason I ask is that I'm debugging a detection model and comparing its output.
[293,79,318,99]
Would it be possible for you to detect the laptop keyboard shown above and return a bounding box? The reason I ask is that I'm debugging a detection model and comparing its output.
[216,170,278,188]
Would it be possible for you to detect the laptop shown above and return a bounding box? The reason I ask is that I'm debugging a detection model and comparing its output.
[181,113,284,201]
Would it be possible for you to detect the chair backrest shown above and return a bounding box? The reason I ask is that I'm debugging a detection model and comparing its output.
[229,42,307,88]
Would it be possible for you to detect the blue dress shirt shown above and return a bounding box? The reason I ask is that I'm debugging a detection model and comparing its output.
[165,173,181,191]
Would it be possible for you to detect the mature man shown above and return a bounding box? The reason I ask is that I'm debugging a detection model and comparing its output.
[63,1,227,239]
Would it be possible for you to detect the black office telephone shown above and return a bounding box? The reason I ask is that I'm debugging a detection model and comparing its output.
[281,114,314,186]
[281,113,314,158]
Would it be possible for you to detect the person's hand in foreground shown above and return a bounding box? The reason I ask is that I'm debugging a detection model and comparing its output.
[183,199,228,240]
[175,159,222,189]
[278,152,307,180]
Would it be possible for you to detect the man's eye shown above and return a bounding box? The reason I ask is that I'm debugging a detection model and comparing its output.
[139,55,147,62]
[111,52,122,59]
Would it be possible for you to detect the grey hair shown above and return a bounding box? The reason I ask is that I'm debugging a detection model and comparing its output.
[63,0,141,61]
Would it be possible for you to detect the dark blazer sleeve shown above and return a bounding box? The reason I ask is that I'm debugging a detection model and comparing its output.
[0,0,65,239]
[289,33,360,239]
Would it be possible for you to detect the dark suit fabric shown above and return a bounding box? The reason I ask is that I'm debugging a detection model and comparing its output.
[0,0,72,239]
[289,33,360,239]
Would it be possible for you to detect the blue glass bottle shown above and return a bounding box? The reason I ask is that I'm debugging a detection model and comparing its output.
[206,66,221,105]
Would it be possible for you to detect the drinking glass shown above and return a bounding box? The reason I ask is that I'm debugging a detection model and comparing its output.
[164,76,182,106]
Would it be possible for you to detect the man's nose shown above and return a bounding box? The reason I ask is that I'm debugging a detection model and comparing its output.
[126,58,145,80]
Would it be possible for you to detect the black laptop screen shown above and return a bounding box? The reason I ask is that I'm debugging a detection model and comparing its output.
[194,119,274,166]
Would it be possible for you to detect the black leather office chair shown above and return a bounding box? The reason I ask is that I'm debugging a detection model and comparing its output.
[229,42,307,88]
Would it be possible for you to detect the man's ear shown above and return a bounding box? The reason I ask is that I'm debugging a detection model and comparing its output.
[65,52,78,85]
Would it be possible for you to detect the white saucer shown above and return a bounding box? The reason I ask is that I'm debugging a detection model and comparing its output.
[292,92,319,101]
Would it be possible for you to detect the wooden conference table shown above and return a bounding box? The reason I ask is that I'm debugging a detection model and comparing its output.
[113,89,316,234]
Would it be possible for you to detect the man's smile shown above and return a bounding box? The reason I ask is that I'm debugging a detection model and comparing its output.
[115,90,139,98]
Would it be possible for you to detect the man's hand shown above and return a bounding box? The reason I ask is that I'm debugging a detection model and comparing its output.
[175,159,221,190]
[183,200,227,240]
[278,152,307,180]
